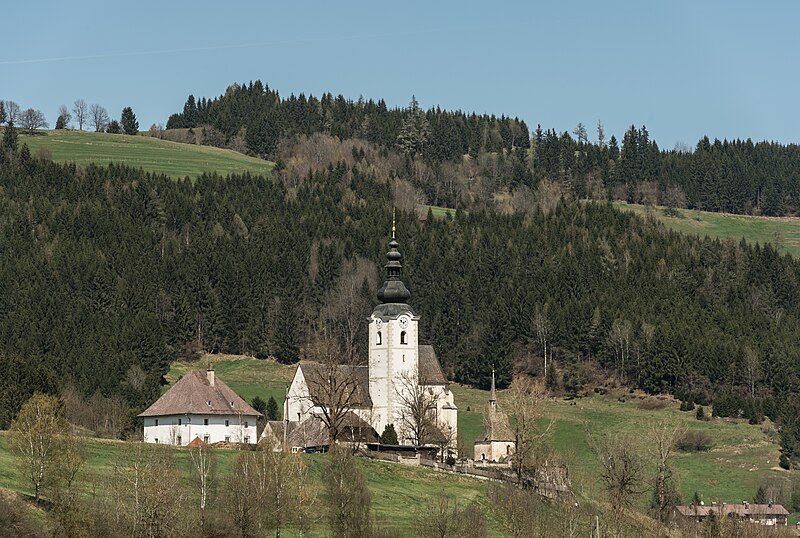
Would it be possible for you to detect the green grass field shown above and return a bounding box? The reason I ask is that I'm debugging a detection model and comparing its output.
[614,202,800,257]
[12,129,274,180]
[166,356,792,508]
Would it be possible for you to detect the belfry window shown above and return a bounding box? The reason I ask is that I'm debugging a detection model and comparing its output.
[377,332,382,345]
[400,331,407,344]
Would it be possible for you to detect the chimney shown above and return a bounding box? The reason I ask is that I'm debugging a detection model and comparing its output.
[207,362,215,386]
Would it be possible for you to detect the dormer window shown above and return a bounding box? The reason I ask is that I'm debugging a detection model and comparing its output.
[377,332,382,345]
[206,400,212,406]
[400,331,407,344]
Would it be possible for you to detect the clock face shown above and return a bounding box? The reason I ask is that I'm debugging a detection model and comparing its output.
[375,318,382,329]
[398,316,409,330]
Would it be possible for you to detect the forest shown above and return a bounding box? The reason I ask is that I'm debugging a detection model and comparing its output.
[164,81,800,216]
[3,129,800,464]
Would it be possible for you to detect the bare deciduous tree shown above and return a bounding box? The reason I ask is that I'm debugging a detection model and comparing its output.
[4,100,21,124]
[8,392,78,504]
[416,492,486,538]
[56,104,72,129]
[19,108,48,135]
[608,318,632,382]
[507,377,552,481]
[323,445,371,538]
[113,443,186,537]
[594,433,647,514]
[189,444,216,530]
[90,103,109,132]
[72,99,88,130]
[532,304,552,379]
[649,421,683,524]
[321,257,376,362]
[394,370,439,446]
[744,346,761,398]
[300,336,365,443]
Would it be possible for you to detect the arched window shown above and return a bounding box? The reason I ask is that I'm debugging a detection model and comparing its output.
[400,331,407,344]
[377,331,382,345]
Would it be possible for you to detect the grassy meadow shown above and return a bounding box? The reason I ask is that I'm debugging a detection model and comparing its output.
[614,202,800,257]
[168,356,791,509]
[13,129,274,180]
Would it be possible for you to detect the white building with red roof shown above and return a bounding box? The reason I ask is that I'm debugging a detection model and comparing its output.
[139,366,261,446]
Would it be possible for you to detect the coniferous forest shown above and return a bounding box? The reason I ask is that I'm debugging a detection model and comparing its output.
[3,135,800,462]
[165,81,800,216]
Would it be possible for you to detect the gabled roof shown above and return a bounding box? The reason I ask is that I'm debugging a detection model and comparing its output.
[138,370,262,417]
[298,363,373,408]
[675,503,789,518]
[262,413,379,448]
[418,345,447,386]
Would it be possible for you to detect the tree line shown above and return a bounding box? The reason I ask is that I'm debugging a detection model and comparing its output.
[164,82,800,217]
[4,138,800,462]
[1,98,139,135]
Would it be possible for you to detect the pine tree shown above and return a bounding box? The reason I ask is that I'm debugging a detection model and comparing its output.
[106,120,122,134]
[2,121,18,152]
[266,396,280,420]
[381,423,398,445]
[120,106,139,135]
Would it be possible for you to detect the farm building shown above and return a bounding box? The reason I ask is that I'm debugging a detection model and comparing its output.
[675,502,789,527]
[139,365,261,446]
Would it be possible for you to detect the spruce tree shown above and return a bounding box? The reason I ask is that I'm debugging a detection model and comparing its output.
[266,396,280,420]
[2,121,17,152]
[381,424,398,445]
[120,106,139,135]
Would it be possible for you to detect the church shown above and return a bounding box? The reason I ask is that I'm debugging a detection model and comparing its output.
[282,225,458,449]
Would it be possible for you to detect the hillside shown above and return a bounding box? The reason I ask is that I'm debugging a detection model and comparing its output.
[615,202,800,257]
[13,129,274,179]
[169,356,793,510]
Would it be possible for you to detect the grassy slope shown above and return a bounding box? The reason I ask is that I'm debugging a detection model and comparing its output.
[14,130,274,180]
[0,433,499,537]
[614,202,800,257]
[170,356,792,508]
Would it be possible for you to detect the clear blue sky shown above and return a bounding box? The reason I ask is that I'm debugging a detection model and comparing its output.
[3,1,798,148]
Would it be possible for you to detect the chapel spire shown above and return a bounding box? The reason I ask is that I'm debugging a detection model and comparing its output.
[376,211,411,304]
[490,368,497,411]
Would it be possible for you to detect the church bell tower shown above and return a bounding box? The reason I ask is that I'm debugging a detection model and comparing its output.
[368,213,419,438]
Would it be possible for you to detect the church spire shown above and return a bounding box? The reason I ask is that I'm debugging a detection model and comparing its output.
[376,212,411,304]
[490,368,497,410]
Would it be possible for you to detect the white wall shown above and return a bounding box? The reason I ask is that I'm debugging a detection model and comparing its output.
[142,414,257,446]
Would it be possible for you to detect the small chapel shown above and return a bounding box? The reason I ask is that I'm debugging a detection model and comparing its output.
[474,369,515,462]
[280,223,458,449]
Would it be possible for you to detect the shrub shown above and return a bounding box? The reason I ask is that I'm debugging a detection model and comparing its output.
[676,431,714,452]
[696,406,707,421]
[780,454,791,470]
[679,400,695,412]
[638,398,668,411]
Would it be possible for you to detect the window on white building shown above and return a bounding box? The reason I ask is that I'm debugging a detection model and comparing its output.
[400,331,407,344]
[155,438,159,444]
[203,435,209,444]
[178,418,182,426]
[244,421,249,428]
[154,419,158,426]
[177,436,182,445]
[244,436,250,444]
[225,436,230,442]
[204,418,209,425]
[225,420,229,427]
[377,331,382,345]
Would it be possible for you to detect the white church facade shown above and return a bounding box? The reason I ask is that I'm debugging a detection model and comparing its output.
[284,227,457,448]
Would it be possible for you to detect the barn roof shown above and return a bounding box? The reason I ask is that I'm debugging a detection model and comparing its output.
[262,413,379,448]
[138,370,262,417]
[675,503,789,518]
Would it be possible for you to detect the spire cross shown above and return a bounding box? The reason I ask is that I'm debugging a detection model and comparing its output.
[391,207,396,239]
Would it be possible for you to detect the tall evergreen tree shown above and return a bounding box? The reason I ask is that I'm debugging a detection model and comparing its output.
[120,107,139,135]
